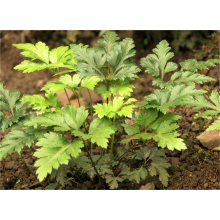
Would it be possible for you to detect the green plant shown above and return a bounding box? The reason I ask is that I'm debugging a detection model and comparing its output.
[1,32,220,189]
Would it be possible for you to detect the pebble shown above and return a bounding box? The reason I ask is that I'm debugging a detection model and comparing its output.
[20,184,29,189]
[139,182,155,190]
[5,161,15,170]
[188,165,196,172]
[213,182,219,188]
[193,145,201,151]
[204,183,209,188]
[196,130,220,150]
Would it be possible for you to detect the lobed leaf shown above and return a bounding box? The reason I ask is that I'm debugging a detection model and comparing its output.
[34,132,84,182]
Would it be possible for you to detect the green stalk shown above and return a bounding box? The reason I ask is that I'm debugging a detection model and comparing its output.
[87,88,94,156]
[64,88,71,105]
[83,140,103,185]
[109,114,116,168]
[87,88,93,122]
[115,140,139,161]
[72,89,81,107]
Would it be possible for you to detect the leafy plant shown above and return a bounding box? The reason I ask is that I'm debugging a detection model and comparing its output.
[1,32,220,189]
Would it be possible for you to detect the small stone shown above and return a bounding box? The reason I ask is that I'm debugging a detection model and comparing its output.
[180,151,191,161]
[213,182,219,188]
[21,184,29,189]
[5,161,15,170]
[139,182,155,190]
[204,183,209,188]
[36,79,45,88]
[188,165,196,172]
[196,130,220,150]
[14,171,20,177]
[193,145,201,151]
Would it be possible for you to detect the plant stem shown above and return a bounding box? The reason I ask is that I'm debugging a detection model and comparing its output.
[109,114,116,168]
[87,88,93,122]
[30,146,35,152]
[72,90,81,107]
[84,141,103,184]
[115,140,139,161]
[86,88,94,155]
[106,81,110,104]
[64,88,71,105]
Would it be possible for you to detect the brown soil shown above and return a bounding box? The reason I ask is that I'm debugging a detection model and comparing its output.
[0,30,219,190]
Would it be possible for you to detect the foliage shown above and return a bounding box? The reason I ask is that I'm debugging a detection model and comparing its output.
[1,32,219,189]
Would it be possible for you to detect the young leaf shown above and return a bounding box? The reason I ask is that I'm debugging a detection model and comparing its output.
[81,76,101,90]
[88,118,116,148]
[121,123,140,136]
[168,70,215,87]
[94,96,137,119]
[140,55,160,76]
[73,118,116,149]
[153,121,187,151]
[59,74,81,88]
[95,84,111,100]
[21,91,61,113]
[0,130,36,160]
[127,166,148,183]
[21,94,47,112]
[61,105,88,131]
[143,85,206,114]
[24,112,70,131]
[206,117,220,131]
[180,59,217,72]
[96,32,120,53]
[13,42,50,64]
[13,42,76,74]
[181,91,219,111]
[13,60,48,73]
[41,81,66,93]
[71,44,106,80]
[106,175,123,189]
[148,156,170,187]
[135,147,151,160]
[133,108,158,130]
[68,152,90,169]
[34,132,84,182]
[0,83,29,131]
[109,80,134,98]
[141,40,177,79]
